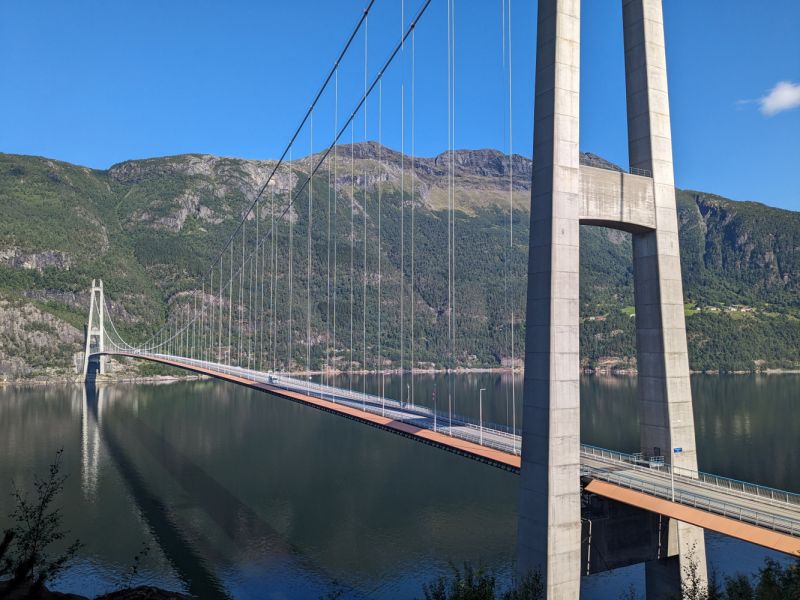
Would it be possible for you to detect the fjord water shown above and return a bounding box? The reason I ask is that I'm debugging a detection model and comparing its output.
[1,375,798,599]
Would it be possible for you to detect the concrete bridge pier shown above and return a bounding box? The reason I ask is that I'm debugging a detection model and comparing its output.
[517,0,707,597]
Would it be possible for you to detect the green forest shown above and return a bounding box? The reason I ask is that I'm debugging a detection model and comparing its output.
[2,146,800,375]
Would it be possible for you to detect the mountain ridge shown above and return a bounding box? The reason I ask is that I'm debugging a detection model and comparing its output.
[1,146,799,380]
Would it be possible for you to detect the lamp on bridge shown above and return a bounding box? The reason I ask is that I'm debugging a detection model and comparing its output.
[672,419,683,502]
[479,388,486,446]
[432,384,436,432]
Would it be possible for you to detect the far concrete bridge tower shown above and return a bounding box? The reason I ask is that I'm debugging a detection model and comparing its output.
[82,279,106,379]
[517,0,707,598]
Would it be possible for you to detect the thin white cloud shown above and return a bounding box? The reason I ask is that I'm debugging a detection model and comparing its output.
[758,81,800,116]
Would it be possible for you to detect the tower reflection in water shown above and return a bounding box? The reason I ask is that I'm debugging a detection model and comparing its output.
[80,382,340,600]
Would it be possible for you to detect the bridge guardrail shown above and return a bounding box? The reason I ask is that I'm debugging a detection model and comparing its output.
[579,156,652,178]
[124,352,522,456]
[277,374,522,437]
[580,444,800,511]
[583,465,800,539]
[272,374,521,455]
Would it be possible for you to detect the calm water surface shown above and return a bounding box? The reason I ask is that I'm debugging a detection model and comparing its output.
[1,374,799,598]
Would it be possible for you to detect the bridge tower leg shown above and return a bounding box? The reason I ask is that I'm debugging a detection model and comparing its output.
[82,279,106,379]
[623,0,708,595]
[517,1,707,598]
[517,0,583,597]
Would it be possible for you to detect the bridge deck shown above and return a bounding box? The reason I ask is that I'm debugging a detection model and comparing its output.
[100,352,800,555]
[108,352,521,472]
[585,480,800,556]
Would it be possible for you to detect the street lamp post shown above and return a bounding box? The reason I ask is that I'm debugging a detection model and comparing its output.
[433,384,437,432]
[479,388,486,446]
[672,446,683,501]
[449,395,452,437]
[672,419,682,502]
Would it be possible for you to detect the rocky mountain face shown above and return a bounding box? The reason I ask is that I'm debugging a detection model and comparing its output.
[1,145,799,379]
[0,295,83,380]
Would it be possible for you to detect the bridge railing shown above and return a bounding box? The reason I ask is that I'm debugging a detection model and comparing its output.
[579,155,652,178]
[276,374,522,436]
[580,444,800,511]
[270,373,522,455]
[583,465,800,539]
[121,351,523,456]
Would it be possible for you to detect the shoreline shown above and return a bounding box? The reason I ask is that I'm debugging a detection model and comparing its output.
[4,367,800,387]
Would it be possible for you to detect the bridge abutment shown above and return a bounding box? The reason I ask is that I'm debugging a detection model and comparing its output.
[518,0,707,597]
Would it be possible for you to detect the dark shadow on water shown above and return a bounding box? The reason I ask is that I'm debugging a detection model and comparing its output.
[86,382,231,600]
[86,382,360,599]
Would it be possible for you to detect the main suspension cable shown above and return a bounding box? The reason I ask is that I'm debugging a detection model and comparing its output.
[141,0,375,348]
[142,0,434,360]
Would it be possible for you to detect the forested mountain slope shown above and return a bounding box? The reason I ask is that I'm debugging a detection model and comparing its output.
[1,145,798,379]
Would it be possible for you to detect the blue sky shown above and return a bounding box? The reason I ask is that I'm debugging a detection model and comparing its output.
[1,0,798,210]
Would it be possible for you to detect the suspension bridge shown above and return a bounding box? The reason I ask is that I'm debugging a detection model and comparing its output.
[77,1,799,598]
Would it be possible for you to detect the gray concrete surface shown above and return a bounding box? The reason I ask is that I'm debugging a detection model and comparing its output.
[578,165,655,232]
[518,0,583,597]
[82,279,106,378]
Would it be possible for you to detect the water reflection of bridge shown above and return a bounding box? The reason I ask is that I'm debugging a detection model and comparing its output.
[82,383,345,600]
[92,352,800,562]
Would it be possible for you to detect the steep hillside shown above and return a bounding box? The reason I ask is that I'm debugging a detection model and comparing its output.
[1,146,798,379]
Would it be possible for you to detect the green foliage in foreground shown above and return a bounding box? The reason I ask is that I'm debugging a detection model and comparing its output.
[1,449,83,596]
[416,553,800,600]
[705,557,800,600]
[0,450,165,598]
[417,562,543,600]
[616,548,800,600]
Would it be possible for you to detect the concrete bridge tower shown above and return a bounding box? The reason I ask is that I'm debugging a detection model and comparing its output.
[517,1,707,598]
[82,279,106,379]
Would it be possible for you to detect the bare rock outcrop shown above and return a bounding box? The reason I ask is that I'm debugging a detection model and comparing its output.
[0,247,73,271]
[0,297,83,379]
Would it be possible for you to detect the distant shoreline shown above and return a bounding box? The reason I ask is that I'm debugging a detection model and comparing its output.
[4,367,800,387]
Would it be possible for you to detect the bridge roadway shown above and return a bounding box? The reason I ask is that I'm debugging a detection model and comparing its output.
[102,351,800,555]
